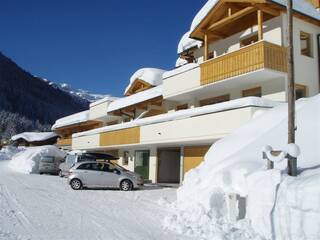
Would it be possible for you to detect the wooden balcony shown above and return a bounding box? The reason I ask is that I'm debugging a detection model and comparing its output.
[57,137,72,146]
[200,41,287,86]
[100,127,140,146]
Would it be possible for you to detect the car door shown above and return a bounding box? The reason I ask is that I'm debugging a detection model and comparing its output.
[99,163,120,188]
[78,163,102,187]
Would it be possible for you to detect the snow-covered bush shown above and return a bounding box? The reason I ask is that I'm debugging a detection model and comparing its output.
[9,145,66,174]
[0,145,24,161]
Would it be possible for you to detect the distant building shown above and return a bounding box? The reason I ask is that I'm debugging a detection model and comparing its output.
[11,132,59,147]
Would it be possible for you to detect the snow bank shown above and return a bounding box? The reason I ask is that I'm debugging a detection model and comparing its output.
[165,94,320,239]
[11,132,58,142]
[9,146,66,174]
[163,63,199,79]
[76,96,279,138]
[52,110,89,130]
[190,0,319,34]
[0,146,24,161]
[124,68,166,95]
[177,31,202,54]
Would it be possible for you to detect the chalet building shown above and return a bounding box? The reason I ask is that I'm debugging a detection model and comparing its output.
[11,132,59,147]
[52,0,320,184]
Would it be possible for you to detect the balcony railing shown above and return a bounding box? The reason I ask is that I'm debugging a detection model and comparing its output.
[100,127,140,146]
[200,41,288,86]
[57,138,72,146]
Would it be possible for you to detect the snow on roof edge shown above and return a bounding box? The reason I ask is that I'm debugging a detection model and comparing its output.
[52,110,90,130]
[74,97,281,138]
[11,132,58,142]
[89,95,119,108]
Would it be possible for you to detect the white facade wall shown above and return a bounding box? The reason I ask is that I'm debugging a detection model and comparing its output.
[72,134,100,150]
[140,107,260,145]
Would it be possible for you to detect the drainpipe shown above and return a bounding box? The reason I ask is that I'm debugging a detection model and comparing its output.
[179,146,184,185]
[317,34,320,93]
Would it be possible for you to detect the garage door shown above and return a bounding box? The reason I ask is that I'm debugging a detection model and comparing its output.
[183,146,210,177]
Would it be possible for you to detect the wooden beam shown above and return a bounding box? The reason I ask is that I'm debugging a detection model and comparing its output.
[258,10,263,40]
[254,4,280,17]
[228,8,232,17]
[204,33,209,61]
[208,6,256,32]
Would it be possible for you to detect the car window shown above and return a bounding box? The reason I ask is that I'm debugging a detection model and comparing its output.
[77,163,92,170]
[66,155,77,165]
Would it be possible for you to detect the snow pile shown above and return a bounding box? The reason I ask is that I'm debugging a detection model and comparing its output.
[0,146,24,161]
[164,94,320,239]
[124,68,166,95]
[9,146,66,174]
[77,96,279,138]
[177,31,202,54]
[52,110,89,130]
[11,132,58,142]
[175,57,188,68]
[163,63,199,79]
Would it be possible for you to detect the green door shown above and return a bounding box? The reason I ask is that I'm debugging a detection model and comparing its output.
[134,150,150,180]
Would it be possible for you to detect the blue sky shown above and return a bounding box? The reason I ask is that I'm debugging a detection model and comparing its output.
[0,0,206,97]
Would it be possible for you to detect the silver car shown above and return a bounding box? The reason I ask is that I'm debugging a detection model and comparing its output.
[68,161,144,191]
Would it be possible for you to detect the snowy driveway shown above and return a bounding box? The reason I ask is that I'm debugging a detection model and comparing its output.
[0,161,189,240]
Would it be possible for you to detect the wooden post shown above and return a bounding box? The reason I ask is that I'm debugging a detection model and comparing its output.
[228,8,232,17]
[287,0,297,176]
[258,10,263,41]
[204,33,209,61]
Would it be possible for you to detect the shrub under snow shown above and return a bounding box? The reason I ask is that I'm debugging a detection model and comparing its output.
[164,94,320,240]
[9,145,66,174]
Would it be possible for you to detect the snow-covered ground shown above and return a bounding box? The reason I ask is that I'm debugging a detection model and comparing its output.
[0,161,192,240]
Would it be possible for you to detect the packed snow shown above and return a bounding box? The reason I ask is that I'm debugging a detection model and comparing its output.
[11,132,58,142]
[9,146,66,174]
[175,57,188,67]
[89,95,119,107]
[163,63,199,79]
[177,31,202,54]
[76,96,279,138]
[0,161,192,240]
[165,94,320,239]
[108,85,163,113]
[52,110,89,130]
[124,68,166,95]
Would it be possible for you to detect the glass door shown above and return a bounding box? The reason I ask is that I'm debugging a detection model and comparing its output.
[134,150,150,180]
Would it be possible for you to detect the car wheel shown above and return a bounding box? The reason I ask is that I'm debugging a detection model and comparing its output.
[120,179,133,191]
[70,179,82,190]
[59,170,63,178]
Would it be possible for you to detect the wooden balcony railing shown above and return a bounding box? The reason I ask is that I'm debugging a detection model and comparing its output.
[200,41,287,86]
[100,127,140,146]
[57,138,72,146]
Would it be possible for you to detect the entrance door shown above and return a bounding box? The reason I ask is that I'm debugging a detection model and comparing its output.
[134,150,150,180]
[157,148,180,183]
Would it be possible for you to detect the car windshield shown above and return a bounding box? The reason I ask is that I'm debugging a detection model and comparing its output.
[112,163,128,171]
[66,155,77,165]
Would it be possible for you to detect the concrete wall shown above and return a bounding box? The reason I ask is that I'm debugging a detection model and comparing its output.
[72,134,100,150]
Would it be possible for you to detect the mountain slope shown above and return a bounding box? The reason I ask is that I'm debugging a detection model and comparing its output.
[0,52,96,139]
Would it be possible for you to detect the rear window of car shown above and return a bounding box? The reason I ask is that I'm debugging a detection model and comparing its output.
[77,163,92,170]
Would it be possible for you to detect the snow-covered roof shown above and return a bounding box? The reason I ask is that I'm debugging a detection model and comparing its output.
[177,31,202,54]
[175,58,188,68]
[52,110,90,130]
[190,0,320,34]
[11,132,58,142]
[108,85,163,113]
[124,68,166,95]
[163,63,199,79]
[75,97,280,138]
[89,95,119,108]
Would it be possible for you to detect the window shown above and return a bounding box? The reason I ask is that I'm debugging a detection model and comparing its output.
[295,84,307,100]
[240,34,259,47]
[123,151,129,166]
[300,31,313,57]
[242,87,262,97]
[77,163,93,170]
[200,94,230,107]
[66,155,77,165]
[176,104,188,111]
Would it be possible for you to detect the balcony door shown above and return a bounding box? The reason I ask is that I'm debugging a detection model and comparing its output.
[134,150,150,180]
